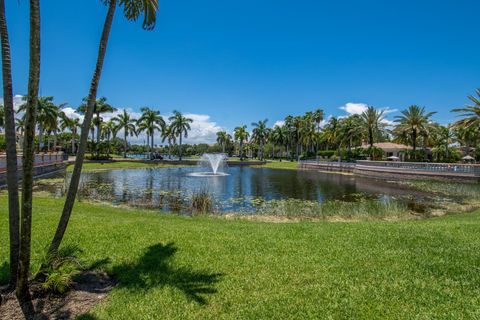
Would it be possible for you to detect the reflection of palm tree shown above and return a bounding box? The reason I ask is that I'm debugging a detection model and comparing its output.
[169,111,193,161]
[113,110,137,158]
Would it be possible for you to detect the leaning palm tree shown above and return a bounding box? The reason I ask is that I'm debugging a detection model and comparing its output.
[137,107,165,159]
[168,110,193,161]
[0,0,20,290]
[113,109,137,158]
[49,0,160,256]
[234,125,250,161]
[360,106,385,148]
[251,119,269,161]
[394,105,436,156]
[216,130,231,154]
[452,89,480,132]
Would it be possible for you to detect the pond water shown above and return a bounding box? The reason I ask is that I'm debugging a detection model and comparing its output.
[70,166,433,214]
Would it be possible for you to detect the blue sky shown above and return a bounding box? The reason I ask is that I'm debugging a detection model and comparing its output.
[3,0,480,143]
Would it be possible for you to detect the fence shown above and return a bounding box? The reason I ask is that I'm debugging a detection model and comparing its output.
[0,152,66,173]
[356,160,480,176]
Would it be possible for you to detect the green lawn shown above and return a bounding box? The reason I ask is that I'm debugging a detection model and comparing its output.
[1,196,480,319]
[255,160,299,170]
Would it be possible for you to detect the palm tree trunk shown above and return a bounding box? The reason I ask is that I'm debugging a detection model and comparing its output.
[48,0,117,255]
[179,134,183,161]
[222,142,225,154]
[240,141,243,161]
[124,131,127,158]
[151,133,154,160]
[71,128,76,154]
[38,124,43,151]
[0,0,20,289]
[16,0,40,316]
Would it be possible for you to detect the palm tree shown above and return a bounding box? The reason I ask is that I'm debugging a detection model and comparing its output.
[113,109,137,158]
[270,125,286,161]
[339,115,363,152]
[234,125,249,161]
[101,119,117,157]
[0,0,20,290]
[16,0,40,315]
[251,119,269,160]
[60,114,81,154]
[49,0,159,256]
[0,104,4,131]
[78,96,115,147]
[360,106,385,148]
[394,105,436,156]
[168,110,193,161]
[137,107,165,159]
[452,89,480,132]
[162,125,176,159]
[216,130,231,154]
[18,96,59,151]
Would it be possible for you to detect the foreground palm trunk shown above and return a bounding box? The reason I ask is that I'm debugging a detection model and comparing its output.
[0,0,20,289]
[16,0,40,317]
[48,0,117,255]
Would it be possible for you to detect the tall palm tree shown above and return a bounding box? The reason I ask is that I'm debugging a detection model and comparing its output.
[270,125,286,160]
[137,107,165,159]
[394,105,436,155]
[234,125,249,161]
[251,119,269,160]
[101,119,117,157]
[18,96,59,151]
[0,0,20,290]
[216,130,231,154]
[162,124,176,159]
[360,106,385,148]
[0,104,4,131]
[452,89,480,132]
[168,110,193,161]
[49,0,160,256]
[113,109,137,158]
[339,115,363,152]
[78,96,116,146]
[60,114,81,154]
[16,0,40,315]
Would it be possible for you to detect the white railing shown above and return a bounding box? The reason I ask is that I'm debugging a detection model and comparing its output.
[0,152,66,173]
[356,160,480,175]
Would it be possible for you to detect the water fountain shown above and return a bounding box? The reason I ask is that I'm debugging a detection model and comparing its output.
[189,153,229,177]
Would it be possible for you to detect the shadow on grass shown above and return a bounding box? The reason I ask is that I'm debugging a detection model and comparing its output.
[0,262,10,286]
[112,242,222,304]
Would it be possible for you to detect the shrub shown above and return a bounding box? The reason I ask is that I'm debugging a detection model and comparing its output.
[0,134,5,152]
[191,189,213,214]
[37,245,83,294]
[317,150,335,158]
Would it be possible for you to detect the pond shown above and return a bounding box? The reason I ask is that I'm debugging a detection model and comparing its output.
[68,166,440,215]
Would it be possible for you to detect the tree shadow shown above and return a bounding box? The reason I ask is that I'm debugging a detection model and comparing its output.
[112,242,223,305]
[0,262,10,286]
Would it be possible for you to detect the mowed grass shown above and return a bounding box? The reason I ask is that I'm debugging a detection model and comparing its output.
[1,197,480,319]
[258,160,299,170]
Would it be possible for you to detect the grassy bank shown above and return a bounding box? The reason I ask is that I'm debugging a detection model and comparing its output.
[1,196,480,319]
[257,160,299,170]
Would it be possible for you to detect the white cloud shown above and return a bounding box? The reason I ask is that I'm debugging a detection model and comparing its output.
[273,120,285,128]
[340,102,368,115]
[182,113,223,144]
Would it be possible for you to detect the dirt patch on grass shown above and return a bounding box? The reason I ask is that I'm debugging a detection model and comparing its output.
[0,271,115,319]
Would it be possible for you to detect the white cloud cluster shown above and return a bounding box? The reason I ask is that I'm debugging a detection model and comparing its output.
[340,102,368,115]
